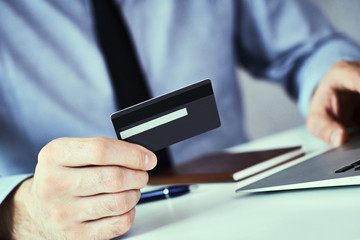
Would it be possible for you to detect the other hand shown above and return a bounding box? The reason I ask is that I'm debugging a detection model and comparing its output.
[307,60,360,147]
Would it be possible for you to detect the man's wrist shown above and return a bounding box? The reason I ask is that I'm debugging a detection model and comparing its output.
[0,186,17,239]
[0,178,36,240]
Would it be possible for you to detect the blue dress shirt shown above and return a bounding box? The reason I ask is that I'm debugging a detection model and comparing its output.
[0,0,359,203]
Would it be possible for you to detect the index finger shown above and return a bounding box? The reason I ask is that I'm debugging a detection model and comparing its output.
[306,111,348,147]
[40,137,157,170]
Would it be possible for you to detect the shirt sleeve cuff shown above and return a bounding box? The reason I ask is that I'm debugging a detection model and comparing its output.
[297,36,360,117]
[0,174,32,204]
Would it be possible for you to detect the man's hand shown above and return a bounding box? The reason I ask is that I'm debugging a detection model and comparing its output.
[7,137,157,240]
[307,60,360,147]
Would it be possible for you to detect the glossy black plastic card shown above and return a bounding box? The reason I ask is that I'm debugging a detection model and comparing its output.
[111,79,221,152]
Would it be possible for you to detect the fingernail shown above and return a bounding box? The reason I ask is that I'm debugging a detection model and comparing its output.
[145,152,157,170]
[331,129,342,147]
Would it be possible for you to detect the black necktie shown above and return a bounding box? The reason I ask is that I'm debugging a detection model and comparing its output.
[91,0,172,172]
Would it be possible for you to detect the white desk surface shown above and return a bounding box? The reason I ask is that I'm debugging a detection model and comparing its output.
[120,126,360,240]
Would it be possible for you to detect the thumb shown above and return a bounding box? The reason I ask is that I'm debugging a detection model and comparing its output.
[307,112,348,147]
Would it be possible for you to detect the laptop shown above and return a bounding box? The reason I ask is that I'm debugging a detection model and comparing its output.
[236,136,360,193]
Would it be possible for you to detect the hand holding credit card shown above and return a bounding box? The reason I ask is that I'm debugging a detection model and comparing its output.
[111,79,221,152]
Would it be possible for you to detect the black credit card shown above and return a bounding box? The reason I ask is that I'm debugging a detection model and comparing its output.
[111,79,221,152]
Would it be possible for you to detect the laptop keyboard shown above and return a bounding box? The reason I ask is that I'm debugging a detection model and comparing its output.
[335,159,360,173]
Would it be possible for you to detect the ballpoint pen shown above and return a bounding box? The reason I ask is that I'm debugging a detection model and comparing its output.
[138,185,197,204]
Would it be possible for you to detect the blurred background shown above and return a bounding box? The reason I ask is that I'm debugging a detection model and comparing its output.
[239,0,360,140]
